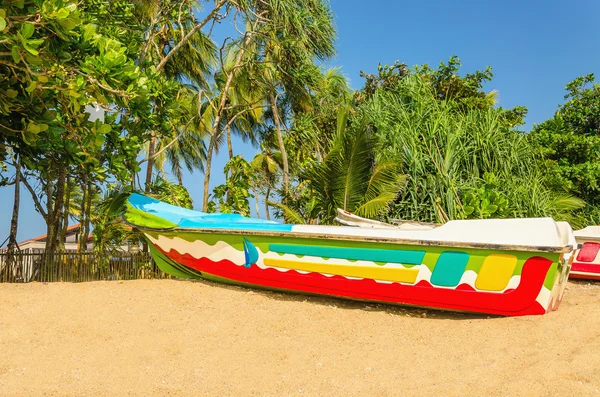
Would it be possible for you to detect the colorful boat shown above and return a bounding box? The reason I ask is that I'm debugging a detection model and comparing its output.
[124,194,577,316]
[571,226,600,280]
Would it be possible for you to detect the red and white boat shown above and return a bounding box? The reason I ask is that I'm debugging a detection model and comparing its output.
[571,226,600,280]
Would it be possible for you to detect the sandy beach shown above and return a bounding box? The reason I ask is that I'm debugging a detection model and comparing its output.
[1,279,599,396]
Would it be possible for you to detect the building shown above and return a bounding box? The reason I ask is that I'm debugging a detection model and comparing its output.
[1,224,94,254]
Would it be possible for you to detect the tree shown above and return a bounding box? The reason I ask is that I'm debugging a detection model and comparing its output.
[251,138,282,220]
[134,0,218,192]
[210,155,254,216]
[272,107,404,224]
[257,0,336,195]
[530,73,600,224]
[0,0,155,254]
[360,60,583,224]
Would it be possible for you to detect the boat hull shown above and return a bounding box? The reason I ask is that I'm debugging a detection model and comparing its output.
[570,240,600,280]
[143,230,572,316]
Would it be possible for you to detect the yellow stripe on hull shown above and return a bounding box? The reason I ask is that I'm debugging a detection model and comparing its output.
[263,258,419,284]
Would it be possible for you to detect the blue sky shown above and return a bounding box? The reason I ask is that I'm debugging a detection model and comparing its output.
[1,0,599,244]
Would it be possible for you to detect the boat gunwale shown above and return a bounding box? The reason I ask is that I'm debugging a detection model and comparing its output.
[574,235,600,243]
[124,220,575,254]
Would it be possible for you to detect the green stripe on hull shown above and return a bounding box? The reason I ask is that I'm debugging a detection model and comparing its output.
[148,243,201,279]
[144,230,561,290]
[269,244,425,265]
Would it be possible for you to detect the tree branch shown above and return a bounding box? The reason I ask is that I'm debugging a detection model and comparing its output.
[138,117,196,165]
[156,0,228,72]
[21,175,48,220]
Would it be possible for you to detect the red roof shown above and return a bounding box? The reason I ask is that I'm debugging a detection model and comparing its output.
[16,224,93,245]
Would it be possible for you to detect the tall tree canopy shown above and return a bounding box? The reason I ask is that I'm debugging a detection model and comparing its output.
[530,73,600,224]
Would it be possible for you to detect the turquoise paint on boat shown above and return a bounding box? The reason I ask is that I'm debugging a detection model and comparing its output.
[243,238,259,268]
[128,193,293,232]
[268,244,426,265]
[430,251,470,287]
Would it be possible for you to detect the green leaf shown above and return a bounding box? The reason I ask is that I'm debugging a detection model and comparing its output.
[97,124,111,134]
[20,23,34,39]
[0,16,6,31]
[27,38,44,48]
[58,17,78,31]
[26,123,40,134]
[6,89,18,98]
[25,81,37,93]
[53,8,70,19]
[11,46,20,63]
[487,204,498,213]
[25,54,42,65]
[22,42,38,56]
[21,131,37,145]
[59,51,72,61]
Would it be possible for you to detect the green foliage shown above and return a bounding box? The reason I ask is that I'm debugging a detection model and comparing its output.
[92,186,135,252]
[530,74,600,225]
[147,177,193,209]
[360,66,581,223]
[460,173,510,219]
[273,107,405,224]
[211,156,254,216]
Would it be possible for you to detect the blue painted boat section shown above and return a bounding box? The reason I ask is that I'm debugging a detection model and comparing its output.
[128,193,293,232]
[243,238,259,268]
[128,193,204,224]
[269,244,426,265]
[430,251,470,287]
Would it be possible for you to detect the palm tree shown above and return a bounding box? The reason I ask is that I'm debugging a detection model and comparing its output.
[251,138,283,220]
[135,0,217,192]
[200,37,268,211]
[272,107,405,224]
[145,88,209,185]
[253,0,337,195]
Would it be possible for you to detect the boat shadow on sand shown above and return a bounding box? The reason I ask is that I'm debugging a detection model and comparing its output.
[173,277,491,321]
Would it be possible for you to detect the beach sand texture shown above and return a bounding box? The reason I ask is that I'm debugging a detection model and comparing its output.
[1,279,599,396]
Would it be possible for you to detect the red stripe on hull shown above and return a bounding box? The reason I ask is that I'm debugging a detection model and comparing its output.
[570,262,600,280]
[571,262,600,274]
[156,246,552,316]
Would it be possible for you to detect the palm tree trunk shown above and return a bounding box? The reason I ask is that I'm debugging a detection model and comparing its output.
[145,131,156,193]
[44,165,65,255]
[7,157,22,271]
[81,182,92,252]
[44,169,56,255]
[60,175,71,247]
[203,27,257,212]
[226,127,234,202]
[227,127,234,160]
[53,166,67,253]
[270,94,289,195]
[265,187,271,220]
[202,134,216,211]
[254,189,260,219]
[78,180,87,253]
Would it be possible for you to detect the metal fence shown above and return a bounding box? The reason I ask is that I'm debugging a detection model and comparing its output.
[0,252,171,283]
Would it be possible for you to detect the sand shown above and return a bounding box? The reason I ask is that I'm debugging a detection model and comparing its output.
[0,279,599,397]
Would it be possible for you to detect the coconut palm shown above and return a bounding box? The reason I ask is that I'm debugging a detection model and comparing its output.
[272,107,405,224]
[136,0,218,191]
[254,0,337,195]
[251,136,283,220]
[199,40,268,210]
